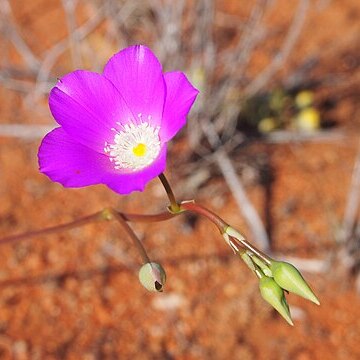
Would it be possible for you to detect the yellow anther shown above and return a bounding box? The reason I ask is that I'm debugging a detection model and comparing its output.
[132,143,147,157]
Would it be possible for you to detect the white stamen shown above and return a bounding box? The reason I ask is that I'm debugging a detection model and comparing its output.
[104,121,161,171]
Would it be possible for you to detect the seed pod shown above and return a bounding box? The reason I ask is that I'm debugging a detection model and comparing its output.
[270,260,320,305]
[259,276,293,326]
[138,262,166,292]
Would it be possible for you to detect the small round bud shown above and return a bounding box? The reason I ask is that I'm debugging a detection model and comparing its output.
[138,262,166,292]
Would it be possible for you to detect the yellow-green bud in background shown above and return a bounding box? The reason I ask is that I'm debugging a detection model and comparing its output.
[295,107,320,131]
[258,117,277,133]
[295,90,314,109]
[259,276,293,326]
[270,260,320,305]
[138,262,166,292]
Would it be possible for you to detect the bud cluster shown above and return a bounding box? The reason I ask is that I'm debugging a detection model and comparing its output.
[136,225,320,325]
[224,226,320,326]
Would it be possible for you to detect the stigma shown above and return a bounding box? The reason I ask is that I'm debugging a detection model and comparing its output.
[104,122,161,171]
[132,143,147,157]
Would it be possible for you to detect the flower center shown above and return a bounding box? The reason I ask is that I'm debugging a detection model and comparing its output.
[132,143,147,157]
[104,122,161,171]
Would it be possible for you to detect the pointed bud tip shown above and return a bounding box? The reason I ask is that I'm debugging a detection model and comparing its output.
[311,296,320,306]
[270,261,319,305]
[259,277,294,326]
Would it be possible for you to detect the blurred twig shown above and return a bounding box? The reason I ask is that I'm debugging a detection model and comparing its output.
[0,124,55,139]
[276,255,329,273]
[244,0,310,97]
[0,71,34,92]
[151,0,185,68]
[264,129,345,144]
[0,0,40,71]
[221,0,268,77]
[61,0,83,68]
[201,119,271,251]
[30,4,106,104]
[342,140,360,242]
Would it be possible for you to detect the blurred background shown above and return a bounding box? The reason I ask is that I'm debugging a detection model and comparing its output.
[0,0,359,358]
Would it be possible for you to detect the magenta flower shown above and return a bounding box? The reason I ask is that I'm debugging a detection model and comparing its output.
[38,45,198,194]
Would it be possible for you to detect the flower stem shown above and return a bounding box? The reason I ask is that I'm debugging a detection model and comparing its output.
[0,212,104,246]
[158,173,181,213]
[108,210,151,264]
[178,202,270,264]
[0,201,268,267]
[179,201,229,233]
[106,209,176,223]
[0,209,176,246]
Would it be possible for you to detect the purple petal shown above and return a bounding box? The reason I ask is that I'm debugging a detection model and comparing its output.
[39,127,166,194]
[160,71,199,142]
[104,145,167,194]
[38,127,111,187]
[103,45,165,127]
[49,70,136,153]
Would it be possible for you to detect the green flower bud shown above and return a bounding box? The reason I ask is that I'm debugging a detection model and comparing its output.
[258,117,277,133]
[259,276,293,326]
[250,254,272,277]
[270,260,320,305]
[138,262,166,292]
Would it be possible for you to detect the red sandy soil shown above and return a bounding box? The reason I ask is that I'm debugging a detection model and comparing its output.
[0,0,359,359]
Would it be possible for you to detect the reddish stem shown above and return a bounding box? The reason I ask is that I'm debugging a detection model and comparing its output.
[179,201,229,233]
[0,209,176,246]
[0,212,103,246]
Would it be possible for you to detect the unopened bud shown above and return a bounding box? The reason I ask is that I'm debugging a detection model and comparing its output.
[270,260,320,305]
[259,276,293,326]
[138,262,166,292]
